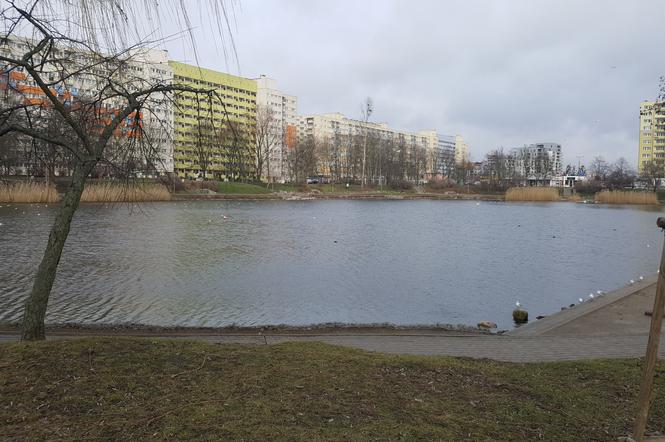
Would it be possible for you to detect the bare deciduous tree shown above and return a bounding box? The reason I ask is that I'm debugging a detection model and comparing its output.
[641,160,665,192]
[608,157,635,189]
[360,97,372,188]
[590,156,609,181]
[254,105,279,183]
[0,0,235,340]
[287,136,317,184]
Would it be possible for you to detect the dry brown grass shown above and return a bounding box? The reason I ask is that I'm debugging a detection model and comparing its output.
[505,187,560,202]
[80,183,171,202]
[595,190,658,205]
[0,182,59,203]
[2,338,665,440]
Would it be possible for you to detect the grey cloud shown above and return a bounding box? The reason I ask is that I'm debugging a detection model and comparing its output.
[164,0,665,167]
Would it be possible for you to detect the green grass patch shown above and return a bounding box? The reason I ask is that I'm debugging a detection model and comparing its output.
[217,182,271,194]
[310,183,365,193]
[270,183,300,192]
[1,338,663,440]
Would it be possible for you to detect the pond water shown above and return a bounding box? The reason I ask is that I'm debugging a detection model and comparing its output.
[0,200,663,329]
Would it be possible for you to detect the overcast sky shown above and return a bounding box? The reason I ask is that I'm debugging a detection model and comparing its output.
[164,0,665,167]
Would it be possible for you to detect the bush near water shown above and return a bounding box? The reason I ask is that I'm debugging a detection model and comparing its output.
[80,183,171,202]
[505,187,560,202]
[595,190,658,205]
[0,182,59,203]
[0,181,171,203]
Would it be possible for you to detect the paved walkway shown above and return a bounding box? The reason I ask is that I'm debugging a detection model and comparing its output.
[2,276,663,363]
[509,275,659,337]
[2,332,662,363]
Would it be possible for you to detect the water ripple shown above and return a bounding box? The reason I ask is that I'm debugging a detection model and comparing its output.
[1,200,663,329]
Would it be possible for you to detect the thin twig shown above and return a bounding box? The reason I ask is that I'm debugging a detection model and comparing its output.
[171,353,207,378]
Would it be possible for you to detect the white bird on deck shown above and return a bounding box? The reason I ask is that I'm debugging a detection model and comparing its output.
[589,294,594,300]
[579,298,584,303]
[630,279,635,284]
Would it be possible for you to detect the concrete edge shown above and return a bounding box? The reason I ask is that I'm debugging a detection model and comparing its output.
[507,275,658,337]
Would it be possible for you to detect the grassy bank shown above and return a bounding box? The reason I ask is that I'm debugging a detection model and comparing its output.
[595,190,659,205]
[0,182,59,203]
[217,182,271,194]
[505,187,560,202]
[1,338,663,440]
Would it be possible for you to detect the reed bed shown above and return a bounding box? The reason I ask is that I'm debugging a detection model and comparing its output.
[504,187,560,202]
[0,182,59,203]
[595,190,658,205]
[80,183,171,202]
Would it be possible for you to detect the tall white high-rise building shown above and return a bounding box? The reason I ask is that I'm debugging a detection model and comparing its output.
[510,142,562,177]
[455,135,469,165]
[437,134,457,175]
[254,75,298,182]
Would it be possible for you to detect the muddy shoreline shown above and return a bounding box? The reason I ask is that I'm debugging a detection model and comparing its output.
[0,321,488,336]
[170,192,505,202]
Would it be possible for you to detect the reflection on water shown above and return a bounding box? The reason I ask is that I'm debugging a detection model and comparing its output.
[0,200,663,329]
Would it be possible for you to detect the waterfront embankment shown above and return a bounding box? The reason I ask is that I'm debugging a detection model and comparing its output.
[1,272,662,362]
[2,179,663,204]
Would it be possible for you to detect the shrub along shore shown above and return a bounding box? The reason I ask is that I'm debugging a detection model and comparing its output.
[505,186,660,204]
[0,181,59,203]
[0,180,662,204]
[0,181,171,203]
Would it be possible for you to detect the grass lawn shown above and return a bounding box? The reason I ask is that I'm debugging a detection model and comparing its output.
[269,183,300,192]
[1,338,663,440]
[304,184,417,194]
[216,182,271,194]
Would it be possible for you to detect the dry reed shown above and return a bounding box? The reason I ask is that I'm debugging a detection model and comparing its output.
[80,183,171,202]
[505,187,560,202]
[595,190,658,205]
[0,182,59,203]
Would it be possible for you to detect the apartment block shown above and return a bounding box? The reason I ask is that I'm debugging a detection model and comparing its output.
[638,101,665,174]
[510,142,562,178]
[0,37,174,176]
[298,112,458,179]
[170,61,257,180]
[255,75,297,182]
[455,135,469,165]
[437,134,457,175]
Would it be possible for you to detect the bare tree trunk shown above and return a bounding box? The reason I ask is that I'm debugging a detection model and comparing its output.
[21,161,95,341]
